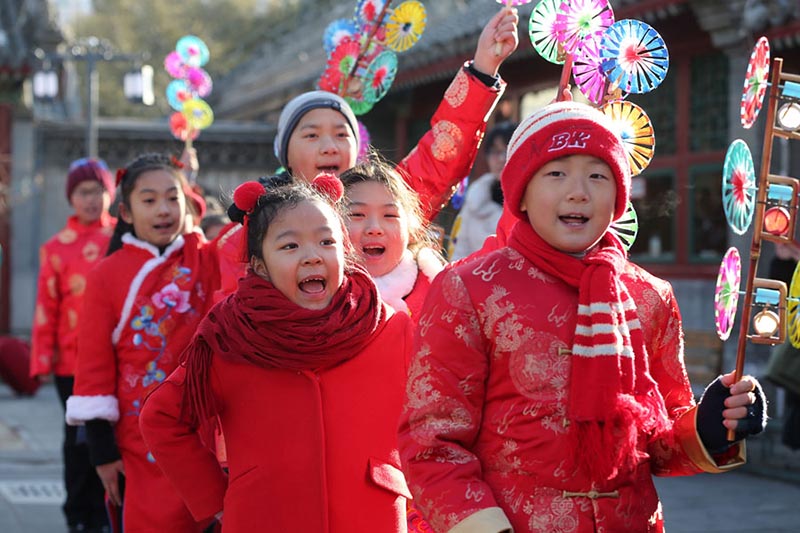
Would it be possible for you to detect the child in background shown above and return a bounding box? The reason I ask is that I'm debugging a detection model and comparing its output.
[139,176,414,532]
[449,121,516,261]
[341,156,445,319]
[65,153,220,532]
[214,6,519,297]
[30,158,116,533]
[398,102,767,532]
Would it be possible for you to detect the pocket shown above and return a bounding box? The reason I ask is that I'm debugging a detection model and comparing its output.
[368,457,413,499]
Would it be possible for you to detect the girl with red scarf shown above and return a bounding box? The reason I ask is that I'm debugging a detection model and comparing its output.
[65,153,220,532]
[140,176,414,532]
[397,102,767,532]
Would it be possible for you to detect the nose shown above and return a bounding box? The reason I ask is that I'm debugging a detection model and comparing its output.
[566,177,590,202]
[364,215,384,235]
[319,134,340,154]
[157,198,172,215]
[301,247,323,265]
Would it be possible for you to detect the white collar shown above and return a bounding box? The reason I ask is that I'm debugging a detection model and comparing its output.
[372,248,444,314]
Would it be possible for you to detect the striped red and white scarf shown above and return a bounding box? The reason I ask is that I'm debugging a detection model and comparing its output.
[509,221,668,481]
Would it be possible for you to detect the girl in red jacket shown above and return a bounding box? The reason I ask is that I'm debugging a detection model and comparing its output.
[341,156,445,321]
[398,102,768,532]
[214,6,520,299]
[139,176,414,532]
[65,153,220,532]
[31,157,116,533]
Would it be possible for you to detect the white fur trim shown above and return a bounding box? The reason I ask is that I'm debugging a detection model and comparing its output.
[112,234,185,344]
[66,395,119,425]
[373,249,418,314]
[416,247,445,282]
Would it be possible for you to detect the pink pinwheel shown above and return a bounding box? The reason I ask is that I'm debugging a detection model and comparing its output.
[554,0,614,55]
[740,36,770,129]
[572,37,606,104]
[714,247,741,341]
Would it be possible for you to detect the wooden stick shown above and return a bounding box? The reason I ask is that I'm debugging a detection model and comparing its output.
[494,0,512,56]
[557,52,573,101]
[728,57,783,441]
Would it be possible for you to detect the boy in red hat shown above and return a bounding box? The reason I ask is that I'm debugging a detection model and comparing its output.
[398,102,767,532]
[30,157,116,533]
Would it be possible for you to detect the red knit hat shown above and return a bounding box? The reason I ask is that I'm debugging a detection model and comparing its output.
[501,101,630,222]
[66,158,116,203]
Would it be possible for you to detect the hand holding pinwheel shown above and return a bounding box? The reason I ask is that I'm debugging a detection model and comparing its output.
[476,5,521,76]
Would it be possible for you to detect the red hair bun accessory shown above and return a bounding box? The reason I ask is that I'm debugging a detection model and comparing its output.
[233,181,265,214]
[311,172,344,203]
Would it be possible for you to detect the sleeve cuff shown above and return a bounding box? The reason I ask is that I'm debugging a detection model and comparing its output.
[675,405,746,473]
[85,419,121,466]
[465,61,501,89]
[450,507,513,533]
[66,395,119,425]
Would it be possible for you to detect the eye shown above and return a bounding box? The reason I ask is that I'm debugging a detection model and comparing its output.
[279,242,298,250]
[142,198,155,204]
[321,238,336,246]
[590,173,610,181]
[303,132,318,140]
[348,211,365,219]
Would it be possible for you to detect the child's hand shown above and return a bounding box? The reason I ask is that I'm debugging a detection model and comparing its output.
[96,459,125,506]
[719,371,762,431]
[473,7,519,77]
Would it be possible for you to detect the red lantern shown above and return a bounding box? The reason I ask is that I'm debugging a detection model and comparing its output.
[764,206,791,236]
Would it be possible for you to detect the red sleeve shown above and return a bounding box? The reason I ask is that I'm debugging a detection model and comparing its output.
[30,244,59,377]
[66,263,120,424]
[398,269,506,531]
[397,66,505,222]
[140,365,227,521]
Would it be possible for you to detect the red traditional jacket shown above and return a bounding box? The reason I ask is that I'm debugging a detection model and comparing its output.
[65,232,220,531]
[140,307,413,532]
[214,65,505,300]
[373,248,444,323]
[31,213,115,377]
[398,247,744,533]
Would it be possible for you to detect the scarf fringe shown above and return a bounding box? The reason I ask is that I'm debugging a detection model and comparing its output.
[180,336,218,434]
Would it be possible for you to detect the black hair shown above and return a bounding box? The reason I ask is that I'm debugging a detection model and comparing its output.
[106,153,189,256]
[228,175,354,265]
[484,121,517,154]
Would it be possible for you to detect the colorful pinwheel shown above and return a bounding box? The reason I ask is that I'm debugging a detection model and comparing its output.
[324,19,359,56]
[572,37,606,104]
[740,36,770,129]
[386,1,427,52]
[554,0,614,55]
[789,262,800,348]
[164,35,214,145]
[600,19,668,94]
[601,100,655,176]
[714,247,742,342]
[319,37,362,94]
[722,139,756,236]
[528,0,563,65]
[610,201,638,251]
[362,50,398,103]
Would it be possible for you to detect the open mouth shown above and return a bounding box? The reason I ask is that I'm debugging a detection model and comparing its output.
[559,214,589,225]
[299,276,326,294]
[317,165,340,174]
[362,245,385,257]
[153,222,174,231]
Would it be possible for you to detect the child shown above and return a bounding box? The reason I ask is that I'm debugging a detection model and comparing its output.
[30,157,116,533]
[397,102,767,532]
[139,176,414,532]
[214,7,519,297]
[65,153,220,532]
[449,121,516,261]
[341,156,445,319]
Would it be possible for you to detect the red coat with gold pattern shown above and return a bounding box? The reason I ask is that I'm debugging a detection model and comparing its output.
[215,66,505,300]
[398,247,744,533]
[66,232,219,532]
[31,213,115,377]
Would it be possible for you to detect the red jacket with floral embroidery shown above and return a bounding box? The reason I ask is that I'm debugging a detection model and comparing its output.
[66,232,219,459]
[214,66,505,300]
[398,247,744,533]
[30,213,115,377]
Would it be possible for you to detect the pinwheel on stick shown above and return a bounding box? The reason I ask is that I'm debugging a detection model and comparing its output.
[164,35,214,151]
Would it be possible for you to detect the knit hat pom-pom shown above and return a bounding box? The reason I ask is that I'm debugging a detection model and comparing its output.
[233,181,265,214]
[312,172,344,203]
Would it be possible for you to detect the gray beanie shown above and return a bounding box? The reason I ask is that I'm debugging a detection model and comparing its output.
[273,90,360,170]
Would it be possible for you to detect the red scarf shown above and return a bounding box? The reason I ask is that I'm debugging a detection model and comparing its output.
[508,221,668,481]
[181,266,386,428]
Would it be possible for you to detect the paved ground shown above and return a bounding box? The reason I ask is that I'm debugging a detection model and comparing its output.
[2,382,800,532]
